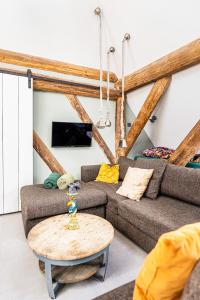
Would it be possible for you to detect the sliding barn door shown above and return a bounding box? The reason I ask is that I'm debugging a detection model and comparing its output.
[18,77,33,210]
[0,73,33,214]
[3,74,19,213]
[0,74,3,214]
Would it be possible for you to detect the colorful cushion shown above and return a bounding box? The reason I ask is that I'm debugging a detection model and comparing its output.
[96,163,119,184]
[143,147,174,159]
[133,223,200,300]
[117,167,154,201]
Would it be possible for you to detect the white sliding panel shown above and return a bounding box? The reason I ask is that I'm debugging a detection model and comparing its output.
[3,74,19,213]
[0,74,3,214]
[18,77,33,210]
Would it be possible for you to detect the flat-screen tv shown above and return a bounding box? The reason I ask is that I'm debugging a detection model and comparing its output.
[52,122,93,147]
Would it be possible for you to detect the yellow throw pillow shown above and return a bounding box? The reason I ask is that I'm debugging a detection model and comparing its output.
[96,163,119,184]
[117,167,154,201]
[133,223,200,300]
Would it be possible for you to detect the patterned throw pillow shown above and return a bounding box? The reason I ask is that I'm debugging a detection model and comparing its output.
[116,167,154,201]
[96,163,119,184]
[143,147,174,159]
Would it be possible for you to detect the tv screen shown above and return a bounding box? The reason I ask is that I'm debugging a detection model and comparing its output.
[52,122,93,147]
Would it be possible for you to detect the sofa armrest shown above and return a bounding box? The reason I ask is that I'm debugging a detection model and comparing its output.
[81,165,101,182]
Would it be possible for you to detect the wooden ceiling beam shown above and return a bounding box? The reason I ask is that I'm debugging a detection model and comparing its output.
[115,38,200,92]
[0,66,120,100]
[123,76,172,156]
[33,79,120,100]
[0,48,118,82]
[33,130,66,174]
[66,94,116,164]
[169,120,200,166]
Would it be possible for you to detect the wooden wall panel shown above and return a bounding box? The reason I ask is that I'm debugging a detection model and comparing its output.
[3,74,19,213]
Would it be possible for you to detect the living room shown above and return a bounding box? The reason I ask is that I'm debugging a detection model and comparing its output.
[0,1,200,299]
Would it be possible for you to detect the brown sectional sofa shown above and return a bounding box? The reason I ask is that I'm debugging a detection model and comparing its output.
[21,157,200,299]
[21,157,200,249]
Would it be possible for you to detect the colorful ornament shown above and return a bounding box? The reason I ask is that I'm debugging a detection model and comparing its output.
[64,182,80,230]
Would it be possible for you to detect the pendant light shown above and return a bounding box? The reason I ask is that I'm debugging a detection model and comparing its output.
[94,7,105,129]
[119,33,131,148]
[105,46,115,127]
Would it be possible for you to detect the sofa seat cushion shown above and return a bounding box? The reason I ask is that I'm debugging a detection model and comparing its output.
[21,184,107,220]
[118,196,200,241]
[82,180,121,193]
[161,164,200,206]
[107,191,129,215]
[82,181,125,214]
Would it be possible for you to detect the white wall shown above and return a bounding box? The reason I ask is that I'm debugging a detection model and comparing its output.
[0,0,200,182]
[33,92,116,182]
[99,0,200,149]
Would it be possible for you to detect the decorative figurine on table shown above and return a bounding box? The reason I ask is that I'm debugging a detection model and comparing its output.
[64,182,81,230]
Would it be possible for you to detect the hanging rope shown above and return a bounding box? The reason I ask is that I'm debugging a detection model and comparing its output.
[106,50,110,115]
[105,47,115,127]
[120,33,131,147]
[99,12,103,115]
[95,7,105,129]
[121,40,125,140]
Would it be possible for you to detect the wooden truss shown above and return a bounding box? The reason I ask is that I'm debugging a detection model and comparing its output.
[0,38,200,172]
[33,131,66,174]
[169,120,200,166]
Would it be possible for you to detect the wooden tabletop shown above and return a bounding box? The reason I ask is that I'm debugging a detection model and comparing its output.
[28,213,114,261]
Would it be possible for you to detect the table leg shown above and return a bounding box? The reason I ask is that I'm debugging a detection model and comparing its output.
[93,246,109,282]
[45,261,56,299]
[102,246,109,281]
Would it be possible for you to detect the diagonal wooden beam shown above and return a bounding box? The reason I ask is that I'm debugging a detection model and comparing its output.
[115,38,200,92]
[123,76,172,156]
[115,97,126,159]
[66,95,116,164]
[169,120,200,166]
[115,97,123,154]
[33,130,66,174]
[0,48,118,82]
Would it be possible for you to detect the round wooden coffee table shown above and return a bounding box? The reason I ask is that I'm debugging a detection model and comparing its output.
[28,213,114,299]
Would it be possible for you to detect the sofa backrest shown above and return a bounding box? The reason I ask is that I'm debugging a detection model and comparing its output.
[118,157,137,180]
[161,164,200,206]
[119,157,167,199]
[181,261,200,299]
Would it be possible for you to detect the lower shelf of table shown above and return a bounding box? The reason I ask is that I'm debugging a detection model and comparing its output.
[39,256,103,284]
